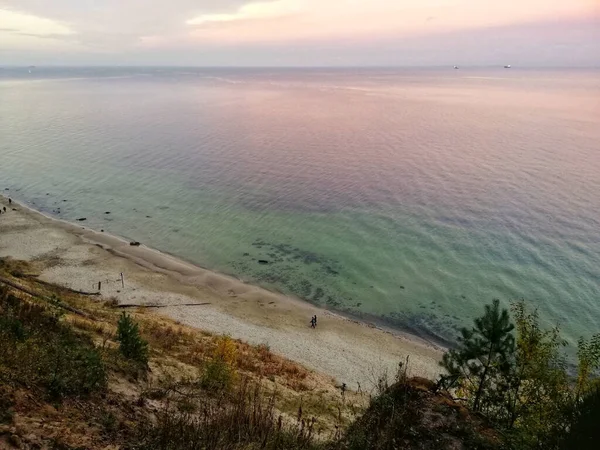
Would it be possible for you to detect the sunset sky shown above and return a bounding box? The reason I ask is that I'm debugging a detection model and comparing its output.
[0,0,598,66]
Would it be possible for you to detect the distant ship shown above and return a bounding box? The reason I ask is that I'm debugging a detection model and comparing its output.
[504,65,511,68]
[453,65,459,69]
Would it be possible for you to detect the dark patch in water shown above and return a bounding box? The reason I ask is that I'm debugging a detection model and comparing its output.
[250,239,340,277]
[324,266,339,276]
[384,310,461,347]
[297,280,312,299]
[312,287,325,303]
[326,295,341,307]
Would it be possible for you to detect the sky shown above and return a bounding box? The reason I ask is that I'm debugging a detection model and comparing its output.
[0,0,598,66]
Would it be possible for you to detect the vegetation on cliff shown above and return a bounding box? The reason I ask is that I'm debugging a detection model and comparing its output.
[0,256,598,449]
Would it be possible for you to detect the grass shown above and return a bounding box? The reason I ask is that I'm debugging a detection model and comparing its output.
[0,285,107,401]
[0,258,365,448]
[133,378,327,450]
[0,257,504,449]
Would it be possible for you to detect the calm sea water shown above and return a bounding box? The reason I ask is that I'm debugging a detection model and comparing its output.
[1,67,599,347]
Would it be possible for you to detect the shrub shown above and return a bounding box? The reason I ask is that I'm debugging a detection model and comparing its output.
[201,335,237,391]
[560,386,600,450]
[0,286,107,400]
[343,378,498,450]
[134,379,323,450]
[116,312,149,366]
[438,299,600,449]
[45,336,107,400]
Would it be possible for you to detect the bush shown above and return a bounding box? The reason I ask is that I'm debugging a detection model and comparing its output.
[0,286,107,400]
[45,335,107,400]
[201,336,237,392]
[343,378,498,450]
[560,386,600,450]
[134,379,323,450]
[438,299,600,449]
[116,312,149,366]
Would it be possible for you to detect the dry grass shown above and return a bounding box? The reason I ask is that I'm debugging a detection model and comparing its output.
[68,316,111,337]
[0,258,368,446]
[236,341,310,386]
[104,296,119,308]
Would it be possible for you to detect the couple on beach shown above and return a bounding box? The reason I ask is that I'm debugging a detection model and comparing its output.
[310,315,318,329]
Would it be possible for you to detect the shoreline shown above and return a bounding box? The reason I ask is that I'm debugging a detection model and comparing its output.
[0,194,443,387]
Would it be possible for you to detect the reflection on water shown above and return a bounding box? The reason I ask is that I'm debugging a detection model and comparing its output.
[1,67,599,346]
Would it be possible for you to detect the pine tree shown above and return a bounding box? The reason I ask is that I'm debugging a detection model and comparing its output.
[440,299,515,412]
[116,312,148,366]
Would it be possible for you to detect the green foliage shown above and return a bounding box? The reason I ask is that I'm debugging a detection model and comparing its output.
[116,312,149,366]
[440,299,514,413]
[576,333,600,397]
[201,336,238,391]
[0,286,107,400]
[439,299,600,449]
[501,301,570,447]
[560,386,600,450]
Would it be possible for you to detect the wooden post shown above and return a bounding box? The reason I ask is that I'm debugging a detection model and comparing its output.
[120,273,124,288]
[98,281,101,291]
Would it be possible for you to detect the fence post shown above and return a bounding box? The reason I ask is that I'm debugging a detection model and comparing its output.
[120,272,124,288]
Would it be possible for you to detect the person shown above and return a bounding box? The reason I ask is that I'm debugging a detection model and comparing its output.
[8,198,11,204]
[314,315,318,328]
[310,316,316,328]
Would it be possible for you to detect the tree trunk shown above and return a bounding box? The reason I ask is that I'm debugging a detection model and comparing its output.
[473,342,495,411]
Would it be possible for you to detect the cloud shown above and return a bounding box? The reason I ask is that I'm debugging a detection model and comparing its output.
[0,0,598,63]
[186,0,301,26]
[0,0,251,48]
[0,8,75,37]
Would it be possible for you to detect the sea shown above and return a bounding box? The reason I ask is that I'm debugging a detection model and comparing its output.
[1,66,598,348]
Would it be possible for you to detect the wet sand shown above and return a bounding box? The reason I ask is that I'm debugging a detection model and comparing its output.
[0,195,443,388]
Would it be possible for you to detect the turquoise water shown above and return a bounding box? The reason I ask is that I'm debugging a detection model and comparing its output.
[0,67,599,346]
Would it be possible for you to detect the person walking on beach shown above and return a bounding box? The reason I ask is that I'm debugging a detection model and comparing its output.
[310,316,316,328]
[314,315,317,328]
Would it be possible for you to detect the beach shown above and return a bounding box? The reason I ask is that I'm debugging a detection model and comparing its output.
[0,195,443,388]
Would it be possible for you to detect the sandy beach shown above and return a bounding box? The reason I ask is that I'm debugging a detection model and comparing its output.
[0,194,443,388]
